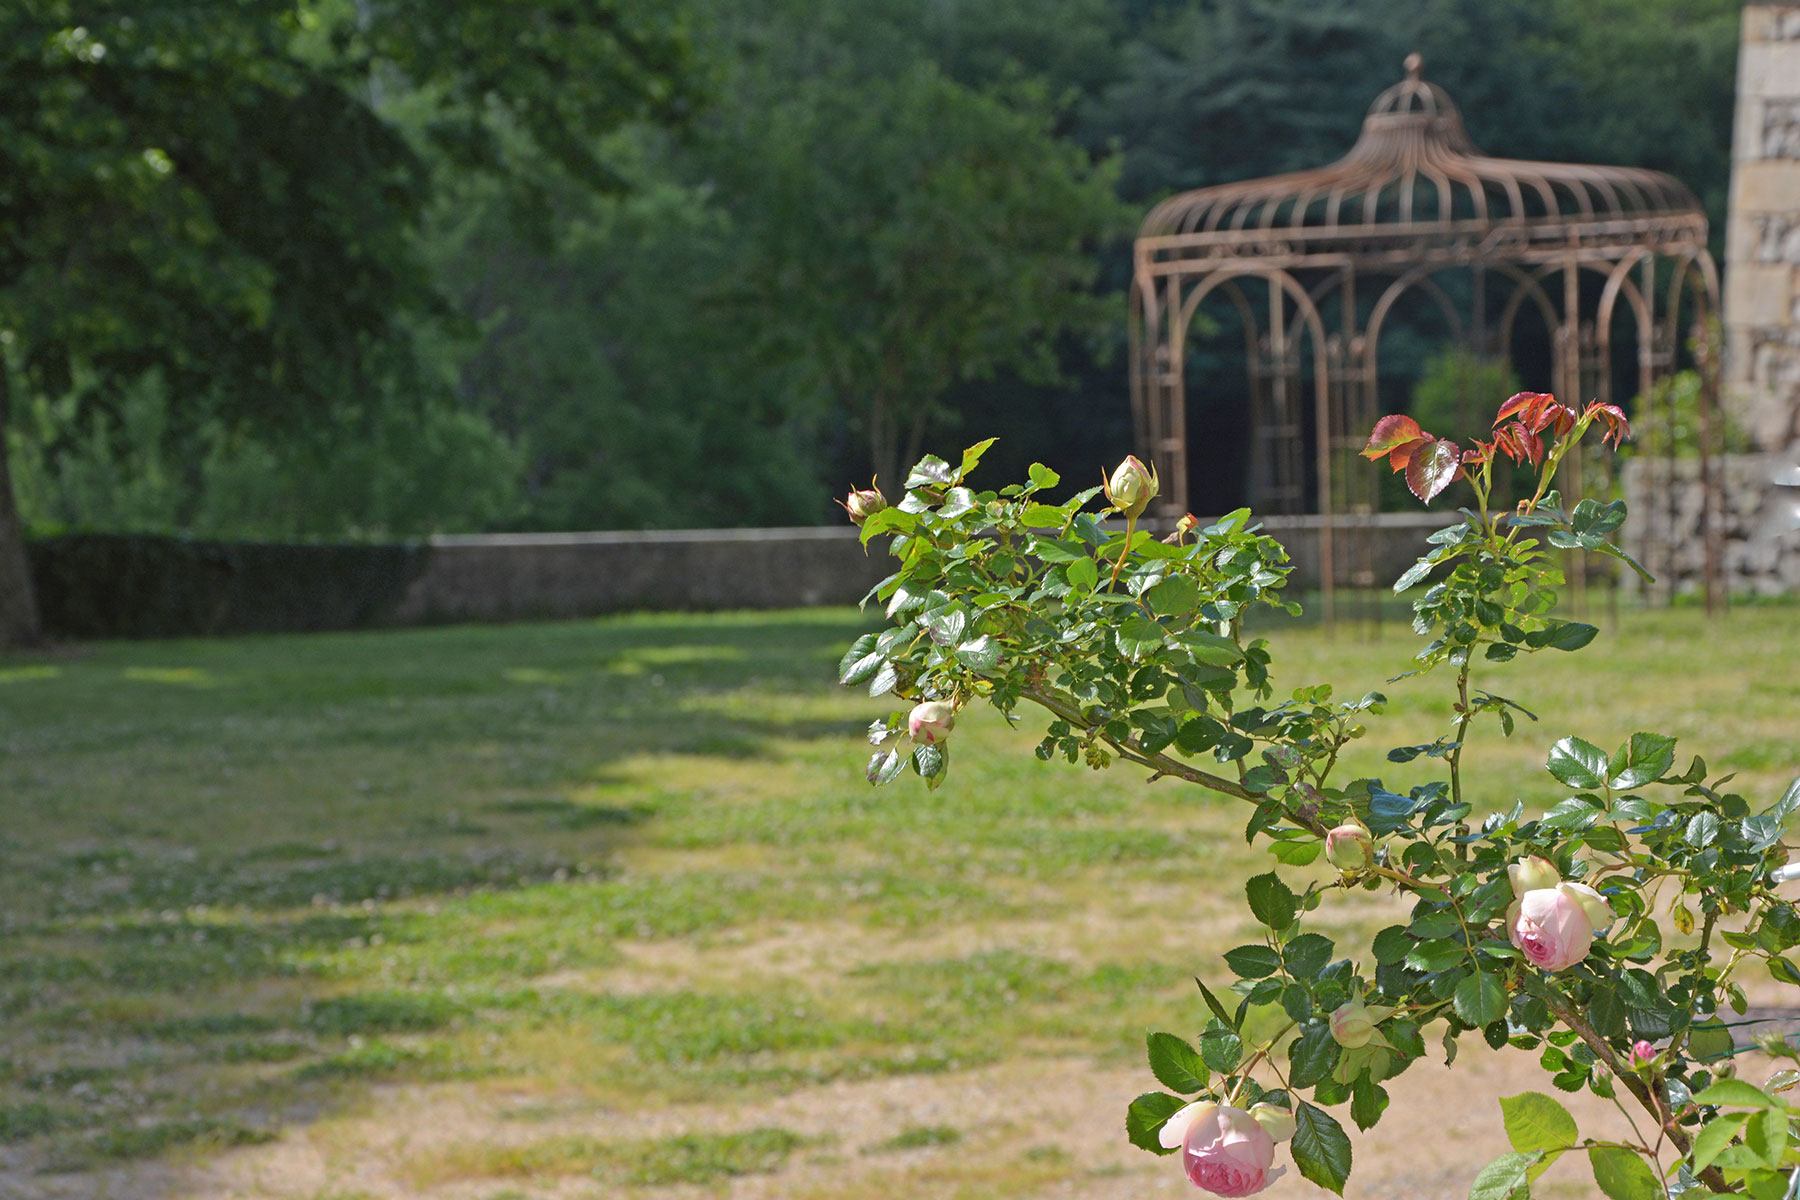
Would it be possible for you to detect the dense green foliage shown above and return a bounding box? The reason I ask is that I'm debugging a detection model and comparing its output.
[1,0,1743,630]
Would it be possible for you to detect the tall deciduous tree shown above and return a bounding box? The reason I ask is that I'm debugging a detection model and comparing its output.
[713,61,1128,492]
[0,0,695,647]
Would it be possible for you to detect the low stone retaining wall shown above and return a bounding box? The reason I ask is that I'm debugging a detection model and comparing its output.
[394,514,1449,624]
[1621,455,1800,598]
[28,515,1454,638]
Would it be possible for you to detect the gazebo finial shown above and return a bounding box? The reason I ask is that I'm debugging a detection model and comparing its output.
[1404,52,1423,81]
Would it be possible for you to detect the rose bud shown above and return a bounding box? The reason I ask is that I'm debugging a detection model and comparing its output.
[1507,884,1605,972]
[1324,821,1374,872]
[1248,1102,1296,1144]
[1329,998,1377,1049]
[837,482,887,526]
[1103,454,1159,519]
[1182,1103,1283,1196]
[1629,1040,1657,1067]
[1508,855,1560,897]
[906,700,956,745]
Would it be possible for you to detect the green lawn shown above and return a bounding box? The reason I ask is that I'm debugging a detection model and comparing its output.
[1,604,1797,1198]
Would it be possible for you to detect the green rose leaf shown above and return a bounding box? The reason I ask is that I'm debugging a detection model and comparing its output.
[1199,1023,1244,1073]
[1371,925,1413,964]
[954,635,1003,670]
[1499,1092,1578,1155]
[1689,1111,1752,1174]
[1468,1151,1539,1200]
[1126,1091,1188,1156]
[1454,972,1508,1027]
[1608,732,1676,789]
[1288,1020,1340,1089]
[1027,462,1060,490]
[1246,872,1298,931]
[866,748,906,786]
[1349,1076,1389,1132]
[1291,1100,1352,1194]
[1546,736,1609,790]
[1146,1032,1209,1095]
[1223,944,1283,979]
[1116,613,1164,659]
[1690,1079,1780,1108]
[1526,621,1599,652]
[1587,1145,1660,1200]
[1066,557,1100,593]
[1146,574,1199,616]
[838,634,884,685]
[1405,939,1466,973]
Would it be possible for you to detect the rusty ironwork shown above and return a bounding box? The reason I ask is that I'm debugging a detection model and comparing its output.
[1129,55,1725,619]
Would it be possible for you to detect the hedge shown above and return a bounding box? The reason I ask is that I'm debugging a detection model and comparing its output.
[26,533,430,639]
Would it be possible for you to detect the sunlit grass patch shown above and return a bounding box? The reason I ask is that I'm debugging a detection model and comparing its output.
[408,1125,810,1188]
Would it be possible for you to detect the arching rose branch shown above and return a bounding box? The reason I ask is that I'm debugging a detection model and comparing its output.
[839,396,1800,1198]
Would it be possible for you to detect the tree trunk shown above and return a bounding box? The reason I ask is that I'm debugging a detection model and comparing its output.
[0,370,44,649]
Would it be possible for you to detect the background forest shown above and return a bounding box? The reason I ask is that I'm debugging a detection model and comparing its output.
[5,0,1743,540]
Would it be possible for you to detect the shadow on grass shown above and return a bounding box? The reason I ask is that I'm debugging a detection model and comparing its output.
[0,609,888,1188]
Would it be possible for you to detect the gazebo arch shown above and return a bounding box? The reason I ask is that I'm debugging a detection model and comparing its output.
[1129,56,1723,615]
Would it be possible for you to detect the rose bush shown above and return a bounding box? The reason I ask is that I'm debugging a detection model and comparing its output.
[839,399,1800,1198]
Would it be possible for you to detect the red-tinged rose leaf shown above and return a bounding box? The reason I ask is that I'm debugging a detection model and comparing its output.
[1362,415,1425,459]
[1388,436,1433,473]
[1490,392,1548,424]
[1406,438,1461,504]
[1464,440,1495,466]
[1546,404,1575,436]
[1494,391,1554,427]
[1584,402,1631,449]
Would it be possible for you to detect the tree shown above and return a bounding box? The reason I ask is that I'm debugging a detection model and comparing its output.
[713,61,1128,492]
[0,1,696,647]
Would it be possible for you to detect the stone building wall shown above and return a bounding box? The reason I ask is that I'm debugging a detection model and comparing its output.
[1716,6,1800,593]
[1622,455,1800,597]
[1726,6,1800,452]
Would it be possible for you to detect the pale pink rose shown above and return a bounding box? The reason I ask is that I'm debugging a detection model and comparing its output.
[1329,998,1376,1048]
[1508,855,1560,897]
[1182,1103,1283,1196]
[907,701,956,745]
[1324,821,1373,871]
[1507,884,1600,971]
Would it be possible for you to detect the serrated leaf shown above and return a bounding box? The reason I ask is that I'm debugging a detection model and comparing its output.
[905,455,954,488]
[1468,1151,1538,1200]
[1027,462,1061,490]
[956,437,997,480]
[838,634,883,685]
[1393,557,1435,593]
[1689,1111,1751,1174]
[954,635,1002,670]
[1126,1092,1188,1155]
[1223,944,1283,979]
[1246,872,1297,930]
[865,748,906,786]
[1199,1024,1244,1073]
[1194,978,1235,1029]
[1372,926,1413,964]
[1116,613,1164,659]
[1406,438,1461,505]
[1288,1020,1339,1088]
[1350,1076,1389,1131]
[1691,1079,1779,1108]
[1610,732,1677,789]
[1066,556,1100,592]
[1146,574,1199,616]
[1455,972,1508,1026]
[867,661,899,698]
[1147,1032,1210,1094]
[1405,939,1466,973]
[1499,1092,1578,1154]
[1284,933,1334,979]
[1527,621,1598,652]
[1291,1101,1352,1194]
[1547,736,1609,790]
[1587,1144,1660,1200]
[912,743,945,779]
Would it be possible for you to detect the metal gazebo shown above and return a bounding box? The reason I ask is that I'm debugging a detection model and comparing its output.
[1128,56,1723,616]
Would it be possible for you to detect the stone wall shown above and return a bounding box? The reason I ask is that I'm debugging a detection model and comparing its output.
[1725,6,1800,452]
[390,514,1449,626]
[1621,455,1800,598]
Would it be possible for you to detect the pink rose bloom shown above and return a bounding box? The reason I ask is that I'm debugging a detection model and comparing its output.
[1180,1103,1283,1196]
[906,700,956,745]
[1630,1040,1657,1066]
[1507,882,1611,971]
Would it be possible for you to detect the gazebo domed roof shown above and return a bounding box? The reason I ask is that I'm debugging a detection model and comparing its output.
[1139,55,1704,249]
